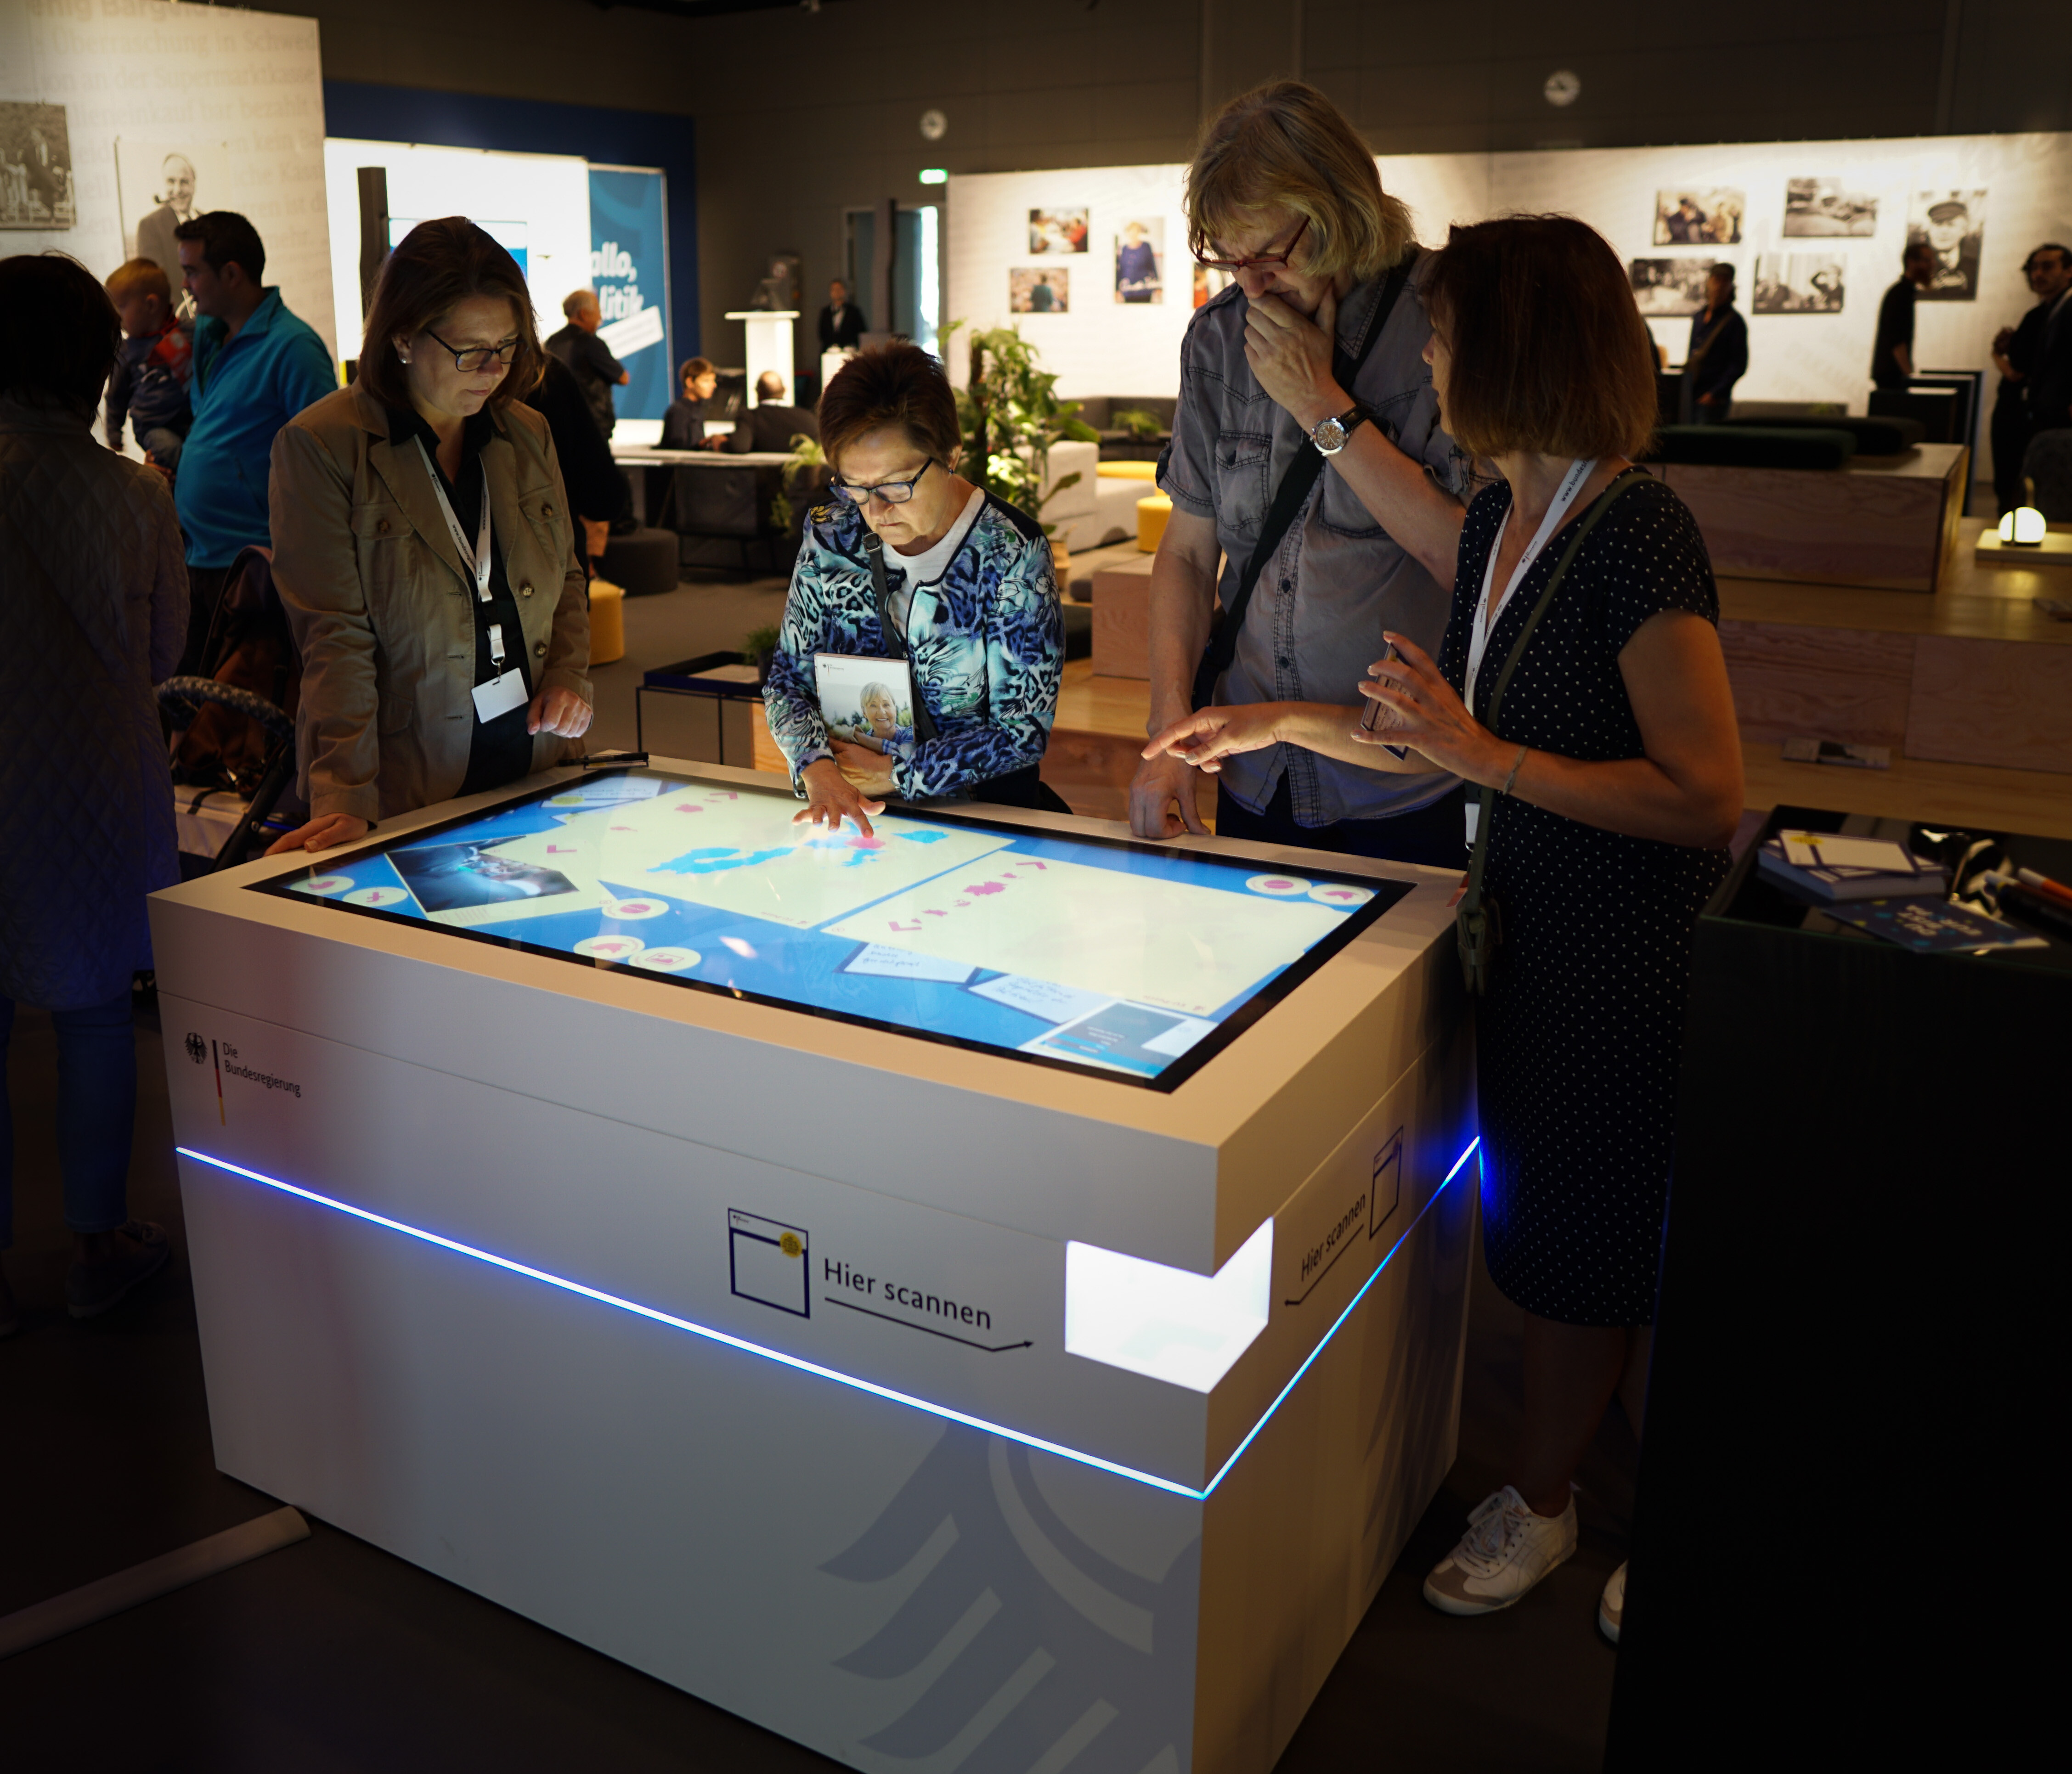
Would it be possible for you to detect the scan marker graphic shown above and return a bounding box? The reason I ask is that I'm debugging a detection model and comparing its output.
[729,1209,809,1318]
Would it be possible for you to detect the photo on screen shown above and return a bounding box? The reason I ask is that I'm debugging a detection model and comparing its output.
[0,103,73,231]
[1653,187,1744,246]
[1027,207,1089,254]
[1629,258,1725,317]
[1114,218,1164,304]
[1753,253,1846,315]
[1009,265,1069,314]
[1908,188,1987,301]
[1783,178,1879,237]
[814,653,918,756]
[390,841,581,914]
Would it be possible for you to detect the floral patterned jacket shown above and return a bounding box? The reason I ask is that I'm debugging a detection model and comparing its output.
[764,493,1063,800]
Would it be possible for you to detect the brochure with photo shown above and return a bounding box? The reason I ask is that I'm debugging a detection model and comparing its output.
[815,653,919,760]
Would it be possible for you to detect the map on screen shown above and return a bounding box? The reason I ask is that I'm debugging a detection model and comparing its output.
[253,771,1410,1089]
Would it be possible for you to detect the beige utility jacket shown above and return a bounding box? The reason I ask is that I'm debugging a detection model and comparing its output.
[270,384,592,825]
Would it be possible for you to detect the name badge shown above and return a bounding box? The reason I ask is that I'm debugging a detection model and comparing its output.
[473,670,529,723]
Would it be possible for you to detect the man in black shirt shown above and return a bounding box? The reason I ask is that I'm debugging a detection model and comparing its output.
[725,371,820,454]
[544,289,627,440]
[1989,244,2072,512]
[1871,242,1937,389]
[818,279,865,351]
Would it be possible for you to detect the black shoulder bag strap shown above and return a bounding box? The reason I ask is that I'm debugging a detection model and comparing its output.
[861,528,939,743]
[1191,249,1418,711]
[1457,469,1650,996]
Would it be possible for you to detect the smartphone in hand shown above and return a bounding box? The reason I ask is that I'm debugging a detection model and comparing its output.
[1360,641,1400,732]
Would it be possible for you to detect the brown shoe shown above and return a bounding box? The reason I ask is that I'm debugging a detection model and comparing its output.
[66,1221,171,1321]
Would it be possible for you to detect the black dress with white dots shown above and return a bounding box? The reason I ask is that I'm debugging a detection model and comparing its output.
[1440,470,1731,1327]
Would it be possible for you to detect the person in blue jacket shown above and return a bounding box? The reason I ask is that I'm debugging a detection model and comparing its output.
[172,210,334,672]
[763,344,1065,836]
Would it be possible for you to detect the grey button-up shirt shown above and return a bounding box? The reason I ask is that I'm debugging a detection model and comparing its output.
[1159,253,1469,826]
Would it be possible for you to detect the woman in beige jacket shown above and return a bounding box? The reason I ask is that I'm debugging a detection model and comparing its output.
[266,217,592,855]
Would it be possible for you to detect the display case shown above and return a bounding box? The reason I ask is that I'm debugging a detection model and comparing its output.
[151,761,1479,1774]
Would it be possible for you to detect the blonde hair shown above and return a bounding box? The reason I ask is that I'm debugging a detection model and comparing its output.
[1184,80,1413,283]
[105,257,172,305]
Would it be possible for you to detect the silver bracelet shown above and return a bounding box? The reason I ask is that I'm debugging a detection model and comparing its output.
[1500,744,1527,797]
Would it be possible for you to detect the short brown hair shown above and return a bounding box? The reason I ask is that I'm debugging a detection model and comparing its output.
[106,257,172,305]
[818,344,960,472]
[357,217,544,412]
[678,355,714,388]
[174,210,265,284]
[1185,80,1413,284]
[1423,215,1658,460]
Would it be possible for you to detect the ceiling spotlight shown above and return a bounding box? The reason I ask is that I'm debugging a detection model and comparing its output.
[920,108,947,141]
[1543,69,1581,107]
[918,168,948,186]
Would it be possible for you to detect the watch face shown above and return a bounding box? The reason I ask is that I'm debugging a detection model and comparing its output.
[1314,417,1348,453]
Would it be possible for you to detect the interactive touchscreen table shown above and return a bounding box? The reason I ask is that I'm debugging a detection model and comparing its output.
[260,769,1402,1088]
[151,760,1478,1774]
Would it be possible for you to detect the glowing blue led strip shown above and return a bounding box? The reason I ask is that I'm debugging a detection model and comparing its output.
[176,1136,1479,1502]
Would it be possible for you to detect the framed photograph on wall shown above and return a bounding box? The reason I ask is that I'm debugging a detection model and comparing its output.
[1192,264,1233,308]
[1783,179,1878,238]
[1907,189,1987,301]
[1653,188,1744,247]
[1753,254,1846,314]
[0,102,74,230]
[1113,218,1164,304]
[1009,265,1069,314]
[1027,207,1088,255]
[1629,258,1724,317]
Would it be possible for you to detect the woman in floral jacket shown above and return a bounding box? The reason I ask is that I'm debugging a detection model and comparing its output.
[763,344,1065,836]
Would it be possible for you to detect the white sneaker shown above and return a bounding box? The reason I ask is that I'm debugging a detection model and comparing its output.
[1598,1561,1626,1643]
[1423,1485,1578,1616]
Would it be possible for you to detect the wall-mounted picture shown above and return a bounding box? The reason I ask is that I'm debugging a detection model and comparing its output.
[117,138,224,282]
[1113,218,1164,304]
[1783,178,1879,237]
[1009,265,1069,314]
[0,102,75,230]
[1629,258,1727,317]
[1907,188,1987,301]
[1753,253,1846,315]
[1191,264,1233,308]
[1653,187,1744,246]
[1027,207,1088,255]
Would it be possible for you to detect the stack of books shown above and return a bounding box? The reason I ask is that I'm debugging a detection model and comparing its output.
[1756,831,1946,901]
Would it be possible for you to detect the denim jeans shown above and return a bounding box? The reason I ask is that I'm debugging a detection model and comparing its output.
[0,992,137,1249]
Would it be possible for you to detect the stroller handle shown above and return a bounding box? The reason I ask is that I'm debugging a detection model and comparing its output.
[158,676,294,741]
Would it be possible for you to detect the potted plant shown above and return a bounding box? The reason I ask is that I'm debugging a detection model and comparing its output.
[947,321,1099,578]
[743,622,781,689]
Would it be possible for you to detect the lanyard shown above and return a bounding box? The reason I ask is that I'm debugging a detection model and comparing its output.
[415,438,493,602]
[1465,458,1595,714]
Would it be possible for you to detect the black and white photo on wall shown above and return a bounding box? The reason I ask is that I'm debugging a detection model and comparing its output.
[1782,178,1879,237]
[1027,207,1088,254]
[1653,187,1743,246]
[1009,265,1068,314]
[1113,218,1163,304]
[1753,253,1846,314]
[0,102,73,230]
[1907,189,1987,300]
[117,138,208,278]
[1629,258,1725,317]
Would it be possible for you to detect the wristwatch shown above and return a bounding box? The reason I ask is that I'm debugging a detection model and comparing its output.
[1309,403,1371,456]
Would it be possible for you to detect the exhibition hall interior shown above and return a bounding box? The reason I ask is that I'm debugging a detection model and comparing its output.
[2,0,2065,1767]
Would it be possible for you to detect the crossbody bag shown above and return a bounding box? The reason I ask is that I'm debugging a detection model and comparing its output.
[1190,251,1416,711]
[1457,469,1649,997]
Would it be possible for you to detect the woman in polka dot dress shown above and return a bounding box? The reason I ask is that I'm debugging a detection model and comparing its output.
[1144,213,1744,1643]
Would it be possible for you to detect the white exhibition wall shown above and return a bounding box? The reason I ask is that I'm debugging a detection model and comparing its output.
[322,139,591,367]
[2,0,336,359]
[947,132,2072,477]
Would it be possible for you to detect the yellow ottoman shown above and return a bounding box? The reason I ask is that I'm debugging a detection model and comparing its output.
[1097,460,1159,481]
[588,578,626,666]
[1136,492,1172,553]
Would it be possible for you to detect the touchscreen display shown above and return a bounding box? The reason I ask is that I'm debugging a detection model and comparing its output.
[253,771,1410,1089]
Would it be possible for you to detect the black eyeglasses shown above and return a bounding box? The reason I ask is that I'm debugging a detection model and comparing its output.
[830,459,937,506]
[1196,214,1310,274]
[421,328,521,373]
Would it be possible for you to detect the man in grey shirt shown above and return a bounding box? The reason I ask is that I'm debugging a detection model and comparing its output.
[1129,83,1470,864]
